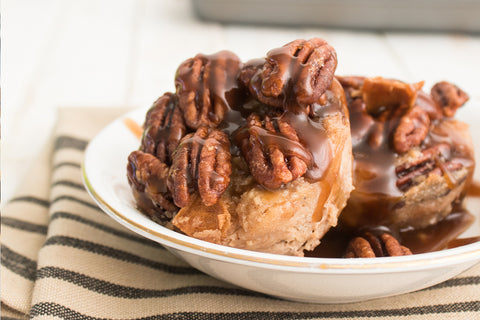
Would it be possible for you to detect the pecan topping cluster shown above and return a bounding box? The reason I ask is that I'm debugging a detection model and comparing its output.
[128,38,337,217]
[128,51,241,215]
[338,76,469,193]
[345,232,412,258]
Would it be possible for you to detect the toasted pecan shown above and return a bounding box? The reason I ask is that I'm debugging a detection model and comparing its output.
[175,51,242,129]
[168,126,232,207]
[141,93,187,164]
[241,38,337,108]
[345,232,412,258]
[127,150,177,214]
[431,81,469,118]
[393,106,431,154]
[234,113,311,189]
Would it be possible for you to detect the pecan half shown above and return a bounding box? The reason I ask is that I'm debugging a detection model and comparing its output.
[175,51,242,129]
[244,38,337,108]
[393,106,430,154]
[431,81,469,118]
[234,113,311,189]
[395,143,464,191]
[127,150,177,217]
[141,93,187,164]
[168,126,232,207]
[345,232,412,258]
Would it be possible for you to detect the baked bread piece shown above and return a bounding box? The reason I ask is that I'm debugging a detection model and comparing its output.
[172,79,353,256]
[127,38,354,256]
[337,76,475,231]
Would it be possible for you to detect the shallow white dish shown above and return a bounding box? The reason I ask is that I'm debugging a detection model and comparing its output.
[82,108,480,304]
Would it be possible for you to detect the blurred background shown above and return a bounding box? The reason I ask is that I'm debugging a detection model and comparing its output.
[2,0,480,203]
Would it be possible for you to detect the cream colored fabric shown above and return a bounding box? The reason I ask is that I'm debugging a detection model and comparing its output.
[2,108,480,319]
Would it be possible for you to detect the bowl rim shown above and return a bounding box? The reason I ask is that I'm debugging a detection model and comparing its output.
[82,164,480,273]
[81,108,480,274]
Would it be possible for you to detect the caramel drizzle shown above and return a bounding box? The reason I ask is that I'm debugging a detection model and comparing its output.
[467,181,480,197]
[347,81,474,197]
[123,118,143,139]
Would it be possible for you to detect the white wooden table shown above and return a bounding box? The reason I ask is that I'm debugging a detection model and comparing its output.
[2,0,480,204]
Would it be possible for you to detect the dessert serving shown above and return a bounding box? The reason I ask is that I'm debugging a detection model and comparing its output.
[126,38,476,258]
[127,38,353,256]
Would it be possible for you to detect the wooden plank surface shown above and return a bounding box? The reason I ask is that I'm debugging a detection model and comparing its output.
[2,0,480,203]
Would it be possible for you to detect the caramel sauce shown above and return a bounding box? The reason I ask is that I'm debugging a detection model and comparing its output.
[401,205,475,254]
[467,180,480,197]
[347,82,474,200]
[350,111,401,196]
[307,205,476,258]
[123,118,143,139]
[448,236,480,249]
[340,77,475,233]
[288,79,346,181]
[321,77,478,258]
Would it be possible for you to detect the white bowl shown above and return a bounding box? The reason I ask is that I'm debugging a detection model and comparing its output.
[82,108,480,304]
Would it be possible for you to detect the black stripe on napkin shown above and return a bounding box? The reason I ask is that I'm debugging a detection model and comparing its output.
[1,245,37,281]
[50,211,163,248]
[51,195,102,212]
[36,266,268,299]
[53,161,81,170]
[54,136,88,152]
[29,301,480,320]
[51,180,85,191]
[429,276,480,289]
[43,236,199,274]
[8,196,50,208]
[1,217,48,235]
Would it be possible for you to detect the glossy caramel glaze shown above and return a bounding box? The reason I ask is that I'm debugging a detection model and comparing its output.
[338,76,475,231]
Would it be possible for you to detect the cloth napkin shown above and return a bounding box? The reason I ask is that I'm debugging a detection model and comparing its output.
[2,107,480,320]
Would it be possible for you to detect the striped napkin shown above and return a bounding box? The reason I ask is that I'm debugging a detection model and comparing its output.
[2,107,480,320]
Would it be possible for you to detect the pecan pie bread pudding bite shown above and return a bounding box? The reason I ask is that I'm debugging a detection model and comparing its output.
[334,76,475,257]
[127,38,354,256]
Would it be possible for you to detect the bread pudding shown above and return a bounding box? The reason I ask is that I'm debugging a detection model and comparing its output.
[127,38,354,256]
